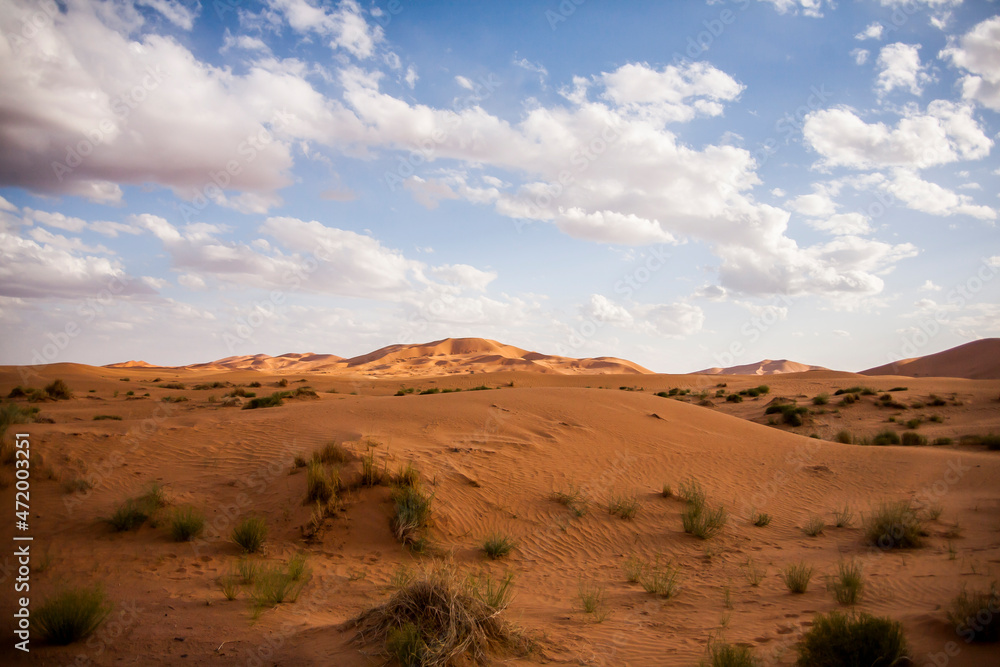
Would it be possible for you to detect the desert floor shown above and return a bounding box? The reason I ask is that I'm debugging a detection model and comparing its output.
[2,363,999,665]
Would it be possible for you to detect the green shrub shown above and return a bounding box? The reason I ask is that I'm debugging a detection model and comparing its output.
[871,430,901,446]
[661,483,673,498]
[107,498,150,531]
[812,394,829,406]
[161,395,188,403]
[863,500,924,549]
[803,516,825,537]
[905,418,921,430]
[32,585,111,645]
[948,583,1000,642]
[243,392,287,409]
[306,461,338,503]
[683,503,727,539]
[829,560,864,605]
[641,559,681,598]
[391,485,433,546]
[251,565,303,608]
[1,402,37,438]
[750,509,771,527]
[232,516,267,553]
[782,562,813,593]
[702,641,759,667]
[933,437,953,446]
[482,532,517,560]
[742,558,767,587]
[834,505,854,528]
[726,394,743,403]
[44,379,73,400]
[622,555,645,583]
[901,432,927,447]
[394,462,420,488]
[577,580,608,618]
[316,441,352,464]
[287,553,310,581]
[607,492,640,519]
[92,414,122,421]
[834,430,853,444]
[551,485,587,517]
[169,506,205,542]
[386,622,427,665]
[420,387,441,395]
[158,382,186,390]
[796,611,908,667]
[839,393,857,406]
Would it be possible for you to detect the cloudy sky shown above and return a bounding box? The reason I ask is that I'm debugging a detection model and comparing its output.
[1,0,998,372]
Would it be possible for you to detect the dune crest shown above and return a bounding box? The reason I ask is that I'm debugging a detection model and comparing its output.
[103,337,652,376]
[694,359,830,375]
[862,338,1000,380]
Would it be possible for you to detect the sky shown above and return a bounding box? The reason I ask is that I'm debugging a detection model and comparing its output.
[1,0,999,373]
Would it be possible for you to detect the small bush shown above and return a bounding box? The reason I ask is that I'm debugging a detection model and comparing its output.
[839,393,857,406]
[933,437,953,446]
[287,553,310,581]
[641,559,681,598]
[834,430,853,444]
[482,532,517,560]
[834,505,854,528]
[243,392,286,409]
[316,441,352,464]
[306,461,338,504]
[158,382,186,390]
[277,378,289,387]
[702,642,759,667]
[361,449,385,487]
[863,500,924,549]
[889,386,908,392]
[394,462,420,488]
[44,379,73,400]
[552,486,587,517]
[607,492,640,520]
[782,562,813,593]
[948,583,1000,642]
[391,485,433,546]
[293,455,307,468]
[796,611,908,667]
[803,516,825,537]
[684,503,727,539]
[622,555,645,583]
[237,556,259,584]
[107,498,149,531]
[32,585,111,645]
[750,509,771,527]
[62,477,92,494]
[812,394,829,406]
[169,506,205,542]
[928,394,947,407]
[92,414,122,421]
[743,558,767,587]
[901,432,927,447]
[232,516,268,553]
[161,395,188,403]
[828,559,864,606]
[871,430,901,446]
[251,565,303,608]
[386,622,426,665]
[726,394,743,403]
[661,483,673,498]
[679,479,707,508]
[578,580,608,619]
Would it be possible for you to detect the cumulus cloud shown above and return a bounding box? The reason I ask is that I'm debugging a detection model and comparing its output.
[940,17,1000,111]
[266,0,383,58]
[876,43,931,96]
[803,101,992,170]
[581,295,703,338]
[855,23,884,41]
[852,49,870,65]
[881,169,996,220]
[757,0,831,18]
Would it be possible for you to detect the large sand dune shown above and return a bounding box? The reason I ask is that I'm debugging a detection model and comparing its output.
[693,359,830,375]
[862,338,1000,380]
[2,360,999,665]
[105,337,652,377]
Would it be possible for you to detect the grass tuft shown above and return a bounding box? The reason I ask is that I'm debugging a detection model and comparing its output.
[623,555,645,583]
[701,641,760,667]
[481,532,517,560]
[306,460,339,504]
[169,506,205,542]
[803,516,825,537]
[551,485,588,517]
[32,585,111,645]
[947,583,1000,642]
[742,558,767,587]
[828,559,864,606]
[641,558,681,598]
[782,562,814,594]
[232,516,268,553]
[391,485,433,547]
[750,508,771,527]
[607,492,641,520]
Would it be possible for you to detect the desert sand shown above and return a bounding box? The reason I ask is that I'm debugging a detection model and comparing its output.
[2,338,1000,665]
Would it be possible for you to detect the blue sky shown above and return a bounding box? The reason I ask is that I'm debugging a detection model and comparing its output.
[1,0,998,372]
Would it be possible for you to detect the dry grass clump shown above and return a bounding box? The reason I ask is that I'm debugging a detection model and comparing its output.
[863,500,925,549]
[551,484,588,517]
[948,582,1000,642]
[352,566,528,666]
[391,483,433,549]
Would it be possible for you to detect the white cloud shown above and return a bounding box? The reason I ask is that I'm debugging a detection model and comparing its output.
[855,23,884,41]
[881,169,997,220]
[803,101,993,170]
[852,49,870,65]
[582,295,703,337]
[266,0,383,59]
[404,65,418,89]
[833,329,851,337]
[940,17,1000,111]
[137,0,198,30]
[876,43,931,96]
[920,279,942,291]
[582,294,634,325]
[808,213,872,236]
[788,192,837,217]
[23,209,88,233]
[178,274,206,290]
[757,0,831,18]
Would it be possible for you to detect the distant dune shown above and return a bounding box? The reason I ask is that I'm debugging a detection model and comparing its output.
[104,337,652,376]
[693,359,830,375]
[861,338,1000,380]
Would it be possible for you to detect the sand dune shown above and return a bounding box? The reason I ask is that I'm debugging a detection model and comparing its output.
[2,360,999,665]
[862,338,1000,380]
[104,337,652,377]
[694,359,830,375]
